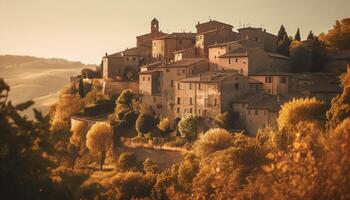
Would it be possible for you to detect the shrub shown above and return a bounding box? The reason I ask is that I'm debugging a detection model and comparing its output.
[277,97,325,130]
[143,158,160,174]
[70,121,89,149]
[213,112,236,130]
[178,114,198,142]
[123,111,138,128]
[135,112,156,136]
[117,152,137,171]
[86,122,113,170]
[193,128,233,157]
[158,117,170,133]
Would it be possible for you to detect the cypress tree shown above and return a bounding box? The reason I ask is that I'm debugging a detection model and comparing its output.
[294,28,301,41]
[277,25,291,56]
[78,78,85,98]
[307,31,315,40]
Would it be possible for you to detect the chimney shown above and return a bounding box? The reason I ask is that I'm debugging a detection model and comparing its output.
[105,52,108,56]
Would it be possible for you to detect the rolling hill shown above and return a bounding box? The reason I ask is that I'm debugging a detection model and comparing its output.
[0,55,97,117]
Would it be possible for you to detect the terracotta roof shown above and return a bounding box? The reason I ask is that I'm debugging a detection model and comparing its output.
[165,58,206,67]
[268,53,289,59]
[179,72,237,83]
[154,32,195,40]
[219,47,248,58]
[208,40,244,48]
[196,20,233,29]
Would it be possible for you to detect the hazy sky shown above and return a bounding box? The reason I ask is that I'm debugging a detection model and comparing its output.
[0,0,349,64]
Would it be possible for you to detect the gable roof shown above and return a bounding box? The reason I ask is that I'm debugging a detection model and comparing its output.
[165,58,206,67]
[219,47,249,58]
[196,20,233,29]
[154,32,195,40]
[179,72,238,83]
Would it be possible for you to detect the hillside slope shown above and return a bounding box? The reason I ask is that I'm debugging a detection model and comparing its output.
[0,55,97,117]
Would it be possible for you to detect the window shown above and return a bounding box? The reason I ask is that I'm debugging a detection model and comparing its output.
[199,109,201,114]
[143,77,145,81]
[189,83,192,90]
[281,76,287,84]
[248,110,251,115]
[229,58,231,64]
[161,46,163,51]
[132,57,136,61]
[240,69,243,74]
[189,108,193,113]
[265,76,272,83]
[189,97,193,105]
[182,69,185,74]
[148,77,150,81]
[214,56,217,59]
[198,83,201,90]
[228,46,231,51]
[235,58,238,62]
[177,107,180,113]
[170,80,174,87]
[177,97,181,105]
[166,69,169,72]
[255,110,258,115]
[153,97,156,103]
[177,83,180,90]
[235,83,239,90]
[214,98,217,106]
[179,39,182,44]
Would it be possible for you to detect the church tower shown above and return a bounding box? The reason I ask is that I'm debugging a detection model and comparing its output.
[151,18,159,33]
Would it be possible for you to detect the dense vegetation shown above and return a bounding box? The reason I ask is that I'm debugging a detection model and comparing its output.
[1,18,350,199]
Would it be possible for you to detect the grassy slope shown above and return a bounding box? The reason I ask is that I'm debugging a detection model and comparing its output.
[0,55,97,117]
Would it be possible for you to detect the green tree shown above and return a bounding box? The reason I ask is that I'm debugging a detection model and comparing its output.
[86,122,113,170]
[178,114,198,142]
[294,28,301,41]
[307,30,315,40]
[322,18,350,50]
[135,112,156,136]
[309,37,327,72]
[277,25,292,56]
[290,45,312,72]
[115,89,138,113]
[213,112,236,130]
[81,68,96,79]
[78,78,85,98]
[327,70,350,129]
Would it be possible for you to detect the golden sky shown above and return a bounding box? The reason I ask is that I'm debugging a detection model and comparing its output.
[0,0,349,64]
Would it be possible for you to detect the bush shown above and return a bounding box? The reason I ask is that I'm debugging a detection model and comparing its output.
[117,152,137,171]
[123,111,138,128]
[143,158,160,174]
[81,68,96,79]
[213,112,236,130]
[178,114,198,142]
[193,128,234,157]
[70,121,89,149]
[277,97,325,130]
[158,117,170,133]
[135,112,156,136]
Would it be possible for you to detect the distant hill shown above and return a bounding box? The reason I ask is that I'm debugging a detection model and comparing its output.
[0,55,97,117]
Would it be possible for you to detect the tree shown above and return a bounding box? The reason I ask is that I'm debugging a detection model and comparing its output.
[143,158,160,174]
[86,122,112,170]
[193,128,233,157]
[178,114,198,141]
[277,97,325,130]
[135,112,156,136]
[115,89,138,114]
[307,30,315,40]
[327,69,350,129]
[69,121,89,168]
[117,152,137,171]
[322,18,350,50]
[213,112,236,130]
[78,78,85,98]
[158,117,170,133]
[309,37,327,72]
[290,45,312,72]
[81,68,96,79]
[294,28,301,41]
[277,25,292,56]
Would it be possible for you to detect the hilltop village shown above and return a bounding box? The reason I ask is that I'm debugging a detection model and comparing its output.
[72,18,349,135]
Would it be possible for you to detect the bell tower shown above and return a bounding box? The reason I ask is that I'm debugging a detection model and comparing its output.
[151,18,159,33]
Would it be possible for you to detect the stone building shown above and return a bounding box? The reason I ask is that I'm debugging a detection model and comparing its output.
[152,33,196,62]
[237,27,278,52]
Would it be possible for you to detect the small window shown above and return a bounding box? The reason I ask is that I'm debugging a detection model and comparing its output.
[189,83,192,90]
[281,76,287,84]
[189,108,193,113]
[228,46,231,51]
[171,80,174,87]
[248,110,251,115]
[236,58,238,62]
[189,97,193,105]
[143,77,145,81]
[166,69,169,72]
[182,69,185,74]
[265,76,272,83]
[214,98,217,106]
[177,97,181,105]
[198,83,201,90]
[132,57,136,61]
[153,97,156,103]
[177,107,180,113]
[235,83,239,90]
[229,58,231,64]
[255,110,258,115]
[177,83,180,90]
[240,69,243,74]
